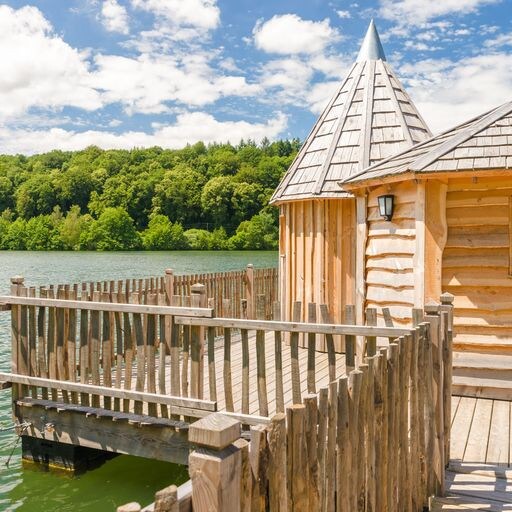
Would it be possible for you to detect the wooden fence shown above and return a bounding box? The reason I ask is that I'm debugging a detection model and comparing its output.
[44,265,278,320]
[0,277,412,425]
[177,297,454,512]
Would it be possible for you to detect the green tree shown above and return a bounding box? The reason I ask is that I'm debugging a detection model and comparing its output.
[16,174,57,218]
[153,165,206,225]
[142,215,188,250]
[228,212,278,250]
[3,218,27,249]
[25,215,64,250]
[200,176,236,229]
[80,207,141,251]
[60,206,92,250]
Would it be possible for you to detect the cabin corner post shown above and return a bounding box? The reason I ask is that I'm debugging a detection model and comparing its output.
[10,276,24,401]
[423,180,448,306]
[423,301,445,496]
[440,292,454,466]
[188,414,242,512]
[355,192,367,327]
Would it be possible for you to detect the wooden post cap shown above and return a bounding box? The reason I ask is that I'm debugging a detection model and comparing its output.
[424,301,440,314]
[189,413,241,450]
[116,502,141,512]
[191,283,206,294]
[246,263,253,269]
[10,276,24,285]
[440,292,454,305]
[165,268,174,275]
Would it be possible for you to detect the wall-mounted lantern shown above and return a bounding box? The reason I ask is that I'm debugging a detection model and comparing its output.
[378,194,394,221]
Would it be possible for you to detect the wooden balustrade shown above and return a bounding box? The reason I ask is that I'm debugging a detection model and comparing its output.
[182,296,454,512]
[33,265,278,321]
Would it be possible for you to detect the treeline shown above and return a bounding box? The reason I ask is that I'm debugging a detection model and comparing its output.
[0,138,300,251]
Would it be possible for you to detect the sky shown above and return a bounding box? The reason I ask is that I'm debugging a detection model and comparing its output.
[0,0,510,154]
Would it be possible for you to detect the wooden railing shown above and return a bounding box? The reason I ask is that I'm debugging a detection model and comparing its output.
[44,265,278,320]
[179,297,454,512]
[0,276,411,425]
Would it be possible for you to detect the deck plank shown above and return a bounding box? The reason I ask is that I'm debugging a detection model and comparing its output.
[486,400,510,467]
[464,399,493,464]
[451,397,477,462]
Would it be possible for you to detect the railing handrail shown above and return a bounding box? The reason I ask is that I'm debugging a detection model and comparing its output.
[175,315,412,338]
[0,295,214,318]
[0,372,217,414]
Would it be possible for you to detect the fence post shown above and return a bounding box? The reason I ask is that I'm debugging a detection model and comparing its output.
[191,284,206,400]
[440,292,454,467]
[245,264,255,320]
[424,302,445,497]
[10,276,24,400]
[189,414,242,512]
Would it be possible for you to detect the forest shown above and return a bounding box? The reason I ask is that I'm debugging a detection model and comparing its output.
[0,138,300,251]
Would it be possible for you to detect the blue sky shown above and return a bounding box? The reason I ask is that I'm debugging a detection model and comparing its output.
[0,0,510,154]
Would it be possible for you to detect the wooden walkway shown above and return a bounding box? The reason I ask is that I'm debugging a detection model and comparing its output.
[432,396,512,510]
[163,331,348,418]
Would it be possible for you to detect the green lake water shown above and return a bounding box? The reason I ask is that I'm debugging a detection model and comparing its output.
[0,250,278,511]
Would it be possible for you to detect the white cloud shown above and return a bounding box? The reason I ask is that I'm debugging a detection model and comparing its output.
[484,33,512,48]
[100,0,129,34]
[380,0,501,26]
[0,111,288,154]
[253,14,340,55]
[131,0,220,30]
[0,5,101,119]
[307,81,340,114]
[401,53,512,133]
[336,10,351,19]
[93,53,261,113]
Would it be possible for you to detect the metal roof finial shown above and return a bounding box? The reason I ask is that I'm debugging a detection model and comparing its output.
[357,19,386,62]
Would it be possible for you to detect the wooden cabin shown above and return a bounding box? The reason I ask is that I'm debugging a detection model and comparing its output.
[270,20,431,324]
[342,100,512,360]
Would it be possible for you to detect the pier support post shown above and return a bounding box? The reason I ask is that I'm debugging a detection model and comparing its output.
[189,413,242,512]
[21,437,116,473]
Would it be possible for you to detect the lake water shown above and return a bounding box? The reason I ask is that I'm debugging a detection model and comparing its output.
[0,251,278,511]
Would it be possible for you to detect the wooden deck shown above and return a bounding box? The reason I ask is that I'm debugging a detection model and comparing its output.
[432,396,512,510]
[172,331,348,418]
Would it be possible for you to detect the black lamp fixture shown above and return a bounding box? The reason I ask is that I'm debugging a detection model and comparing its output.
[377,194,394,221]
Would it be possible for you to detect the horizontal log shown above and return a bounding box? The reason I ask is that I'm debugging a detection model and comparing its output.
[0,372,216,414]
[446,205,509,226]
[366,269,414,288]
[0,296,213,318]
[366,236,416,257]
[173,316,411,337]
[365,285,414,306]
[367,203,415,221]
[443,250,509,269]
[447,176,512,192]
[366,255,414,271]
[453,310,512,327]
[443,270,512,288]
[448,224,508,236]
[446,190,510,208]
[445,234,508,249]
[450,287,512,311]
[453,335,512,353]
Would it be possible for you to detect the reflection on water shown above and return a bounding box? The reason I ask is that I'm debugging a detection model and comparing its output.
[0,250,277,510]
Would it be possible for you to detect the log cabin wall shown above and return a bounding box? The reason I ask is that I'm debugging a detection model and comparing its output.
[279,198,356,324]
[363,180,418,327]
[443,175,512,353]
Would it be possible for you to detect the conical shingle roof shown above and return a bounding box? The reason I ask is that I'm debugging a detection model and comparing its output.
[271,20,432,204]
[343,100,512,185]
